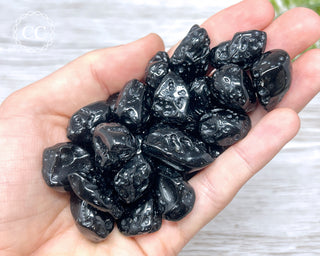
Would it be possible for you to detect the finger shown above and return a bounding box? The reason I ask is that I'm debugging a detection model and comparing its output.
[159,108,299,253]
[264,7,320,59]
[0,33,164,118]
[167,0,274,56]
[202,0,274,47]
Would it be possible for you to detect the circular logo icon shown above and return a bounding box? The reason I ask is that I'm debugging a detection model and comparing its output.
[13,11,55,53]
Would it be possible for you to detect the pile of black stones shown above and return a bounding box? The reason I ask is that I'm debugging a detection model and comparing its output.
[42,25,292,242]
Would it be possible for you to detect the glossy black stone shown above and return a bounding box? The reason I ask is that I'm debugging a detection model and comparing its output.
[106,92,119,116]
[93,123,137,170]
[142,125,214,171]
[178,113,200,137]
[251,49,292,111]
[115,79,150,131]
[145,51,170,90]
[70,193,114,242]
[117,195,162,236]
[42,142,93,192]
[114,154,152,204]
[170,24,210,82]
[210,30,267,69]
[152,71,190,124]
[67,101,112,146]
[211,64,256,112]
[68,172,124,219]
[199,108,251,147]
[189,77,215,117]
[156,165,195,221]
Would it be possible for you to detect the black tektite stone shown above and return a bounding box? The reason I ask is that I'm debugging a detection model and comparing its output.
[142,125,214,171]
[117,195,162,236]
[67,101,112,147]
[199,108,251,147]
[68,171,124,219]
[42,142,93,192]
[114,154,152,204]
[144,51,170,90]
[189,76,215,117]
[93,123,137,170]
[152,71,189,124]
[156,165,195,221]
[115,79,150,131]
[70,193,114,243]
[170,24,210,82]
[210,30,267,69]
[251,49,292,111]
[211,64,256,112]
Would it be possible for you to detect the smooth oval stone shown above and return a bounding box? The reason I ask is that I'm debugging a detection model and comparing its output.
[70,193,114,243]
[170,24,210,82]
[42,142,93,192]
[142,125,214,171]
[67,101,112,146]
[114,154,152,204]
[251,49,292,111]
[211,63,256,112]
[117,195,162,236]
[93,123,137,170]
[199,108,251,147]
[68,172,124,219]
[156,165,195,221]
[210,30,267,69]
[115,79,150,131]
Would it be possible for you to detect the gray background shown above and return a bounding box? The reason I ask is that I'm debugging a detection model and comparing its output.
[0,0,319,255]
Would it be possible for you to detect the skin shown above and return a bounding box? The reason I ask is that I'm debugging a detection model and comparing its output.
[0,0,320,255]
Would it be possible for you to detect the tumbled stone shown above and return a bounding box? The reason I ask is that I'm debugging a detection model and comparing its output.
[42,142,93,192]
[251,49,292,111]
[210,30,267,69]
[93,123,137,170]
[70,193,114,242]
[142,125,214,171]
[156,165,195,221]
[145,51,170,90]
[115,79,150,131]
[114,154,152,204]
[68,172,124,219]
[67,101,112,146]
[117,195,162,236]
[199,108,251,147]
[189,76,215,117]
[170,24,210,82]
[152,71,189,124]
[211,64,256,112]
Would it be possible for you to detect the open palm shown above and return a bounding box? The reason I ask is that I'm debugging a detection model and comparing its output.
[1,0,320,255]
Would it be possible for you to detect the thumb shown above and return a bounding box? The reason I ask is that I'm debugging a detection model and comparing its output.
[1,33,164,118]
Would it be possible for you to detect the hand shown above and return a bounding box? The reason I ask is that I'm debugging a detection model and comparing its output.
[0,0,319,255]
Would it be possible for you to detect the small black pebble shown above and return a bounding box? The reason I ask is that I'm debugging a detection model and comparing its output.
[42,142,93,192]
[251,49,292,111]
[70,193,114,242]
